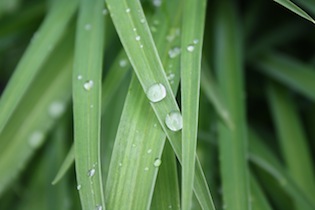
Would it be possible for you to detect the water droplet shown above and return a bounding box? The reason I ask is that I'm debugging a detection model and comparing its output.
[133,28,137,31]
[168,205,172,209]
[88,168,96,177]
[119,59,128,67]
[153,0,162,7]
[165,111,183,131]
[132,144,136,147]
[126,8,131,13]
[146,83,166,103]
[83,80,94,91]
[77,185,81,190]
[144,167,149,171]
[153,158,162,167]
[150,26,157,32]
[168,47,181,58]
[140,45,144,48]
[96,205,103,210]
[119,162,122,167]
[28,131,44,148]
[140,18,145,23]
[77,75,83,80]
[48,101,65,118]
[193,39,199,44]
[147,149,152,154]
[90,104,94,109]
[102,9,108,15]
[167,73,175,81]
[85,24,92,31]
[135,36,141,41]
[187,45,194,52]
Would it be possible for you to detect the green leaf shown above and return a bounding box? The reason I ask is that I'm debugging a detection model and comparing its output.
[250,175,272,210]
[0,30,73,195]
[106,0,215,209]
[72,0,105,209]
[253,51,315,101]
[249,130,315,210]
[273,0,315,23]
[215,1,251,209]
[180,0,207,209]
[151,142,180,210]
[267,82,315,200]
[0,0,78,134]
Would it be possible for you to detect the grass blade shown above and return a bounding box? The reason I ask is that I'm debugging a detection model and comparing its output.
[151,142,180,210]
[0,0,78,134]
[201,61,234,130]
[253,51,315,101]
[250,175,272,210]
[249,130,315,209]
[72,0,105,209]
[0,30,73,195]
[215,1,250,209]
[267,82,315,199]
[273,0,315,23]
[106,1,215,209]
[180,0,207,208]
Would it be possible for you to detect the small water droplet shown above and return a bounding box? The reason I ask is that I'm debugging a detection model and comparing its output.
[83,80,94,91]
[135,36,141,41]
[144,167,149,171]
[147,149,152,154]
[48,101,65,118]
[85,24,92,31]
[146,83,166,103]
[77,185,81,190]
[126,8,131,13]
[132,144,136,147]
[187,45,194,52]
[102,9,108,15]
[88,168,96,177]
[154,123,157,127]
[133,28,137,31]
[140,45,144,48]
[167,73,175,81]
[168,205,172,209]
[119,162,122,167]
[153,0,162,7]
[77,75,83,80]
[150,26,157,32]
[140,18,145,23]
[90,104,94,109]
[28,131,44,148]
[153,158,162,167]
[165,111,183,131]
[96,205,103,210]
[119,59,128,67]
[168,47,181,58]
[193,39,199,44]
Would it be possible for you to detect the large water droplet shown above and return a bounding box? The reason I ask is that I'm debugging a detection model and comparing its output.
[77,185,81,190]
[48,101,65,118]
[28,131,44,148]
[165,111,183,131]
[187,45,194,52]
[168,47,181,58]
[146,83,166,103]
[83,80,94,91]
[88,168,96,177]
[153,158,162,167]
